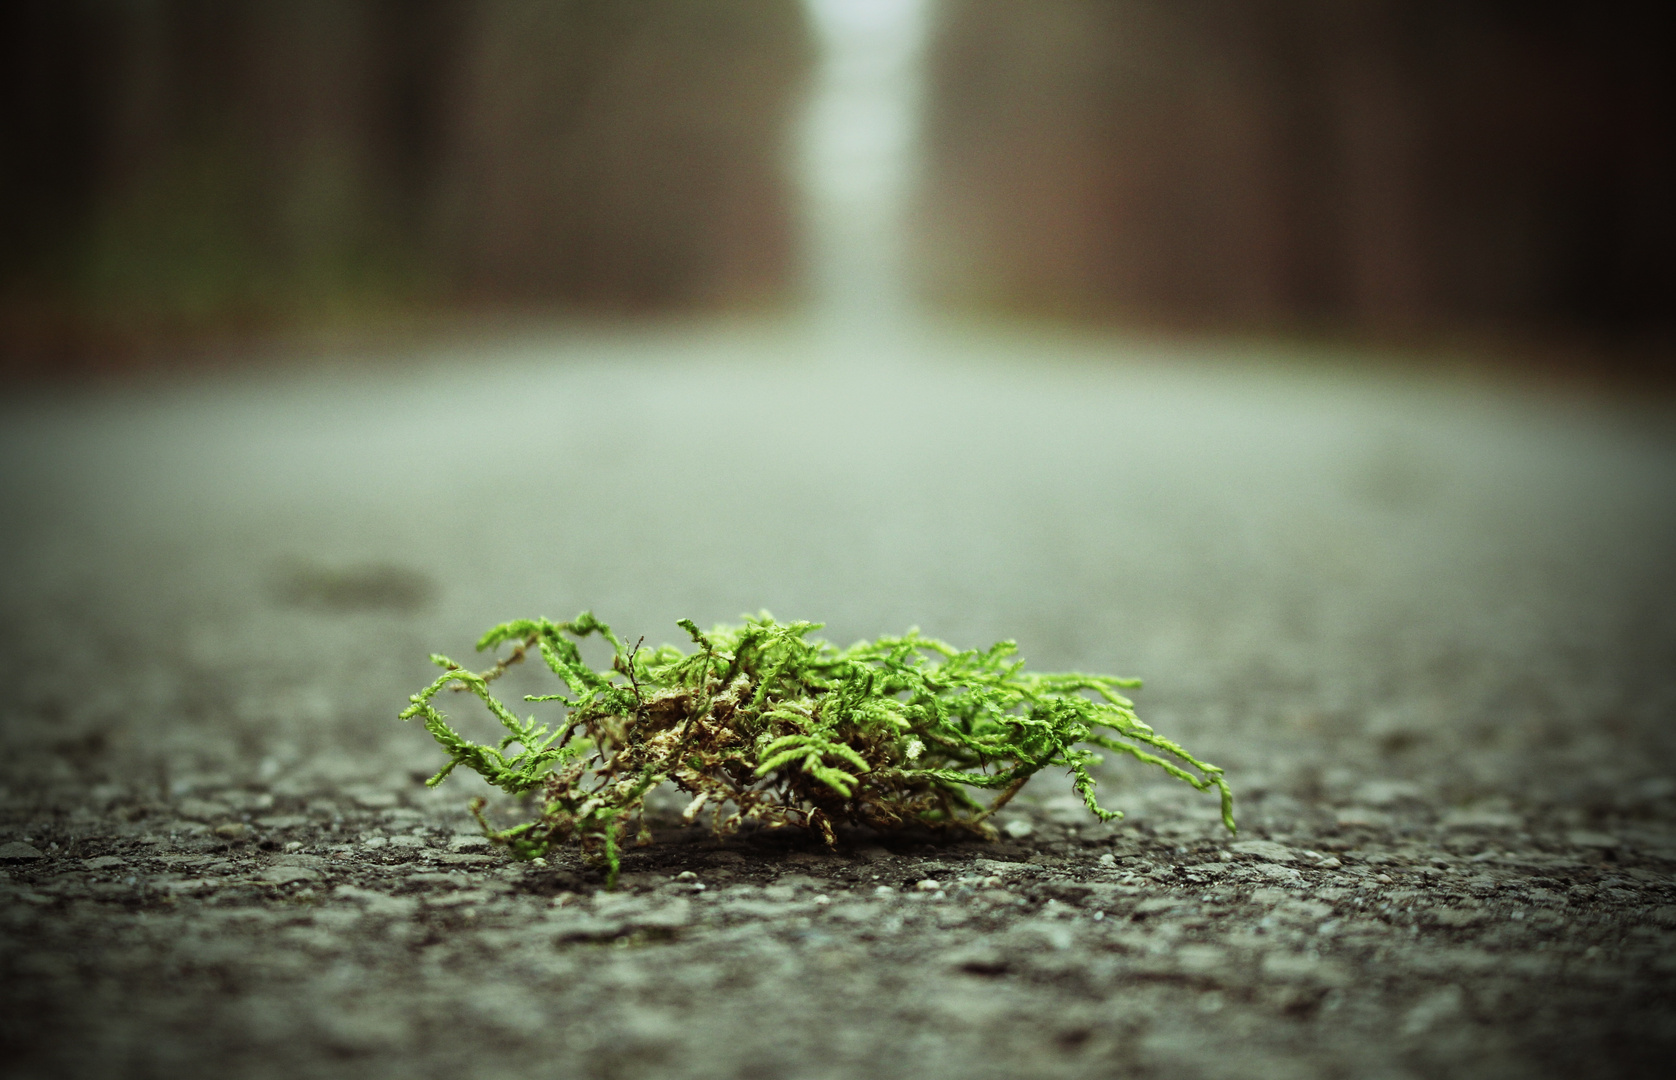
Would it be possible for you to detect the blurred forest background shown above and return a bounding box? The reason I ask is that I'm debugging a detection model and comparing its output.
[2,0,1672,377]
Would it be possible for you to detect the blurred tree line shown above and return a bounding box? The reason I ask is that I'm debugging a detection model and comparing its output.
[1,0,809,368]
[923,0,1675,364]
[2,0,1670,373]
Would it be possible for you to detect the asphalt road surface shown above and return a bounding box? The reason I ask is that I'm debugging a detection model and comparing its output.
[3,321,1675,1079]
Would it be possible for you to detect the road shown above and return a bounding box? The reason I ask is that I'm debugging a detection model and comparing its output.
[3,320,1674,1078]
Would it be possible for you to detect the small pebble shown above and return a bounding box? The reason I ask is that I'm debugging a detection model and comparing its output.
[914,879,942,891]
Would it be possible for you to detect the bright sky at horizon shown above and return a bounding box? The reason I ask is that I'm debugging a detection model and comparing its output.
[797,0,935,329]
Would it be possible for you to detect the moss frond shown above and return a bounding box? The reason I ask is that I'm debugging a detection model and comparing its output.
[400,612,1235,885]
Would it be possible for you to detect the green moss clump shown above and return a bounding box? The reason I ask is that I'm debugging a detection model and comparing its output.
[400,612,1233,884]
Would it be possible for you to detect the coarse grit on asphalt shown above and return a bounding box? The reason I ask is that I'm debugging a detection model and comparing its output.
[2,321,1675,1080]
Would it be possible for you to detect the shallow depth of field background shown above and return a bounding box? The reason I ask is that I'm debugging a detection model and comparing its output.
[2,0,1675,832]
[2,0,1671,372]
[2,0,1675,847]
[2,7,1675,1077]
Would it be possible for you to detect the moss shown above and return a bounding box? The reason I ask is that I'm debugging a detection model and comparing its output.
[400,612,1234,885]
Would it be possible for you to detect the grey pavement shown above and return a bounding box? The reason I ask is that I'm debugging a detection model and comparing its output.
[2,320,1675,1079]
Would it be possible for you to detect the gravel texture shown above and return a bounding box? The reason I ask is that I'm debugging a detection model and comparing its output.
[2,323,1674,1079]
